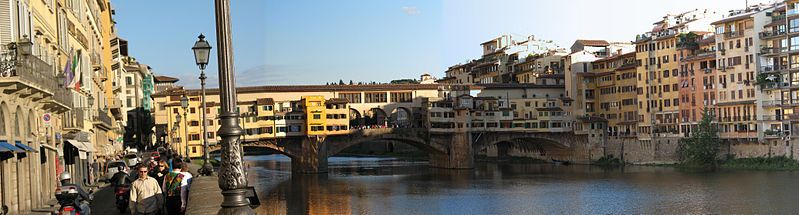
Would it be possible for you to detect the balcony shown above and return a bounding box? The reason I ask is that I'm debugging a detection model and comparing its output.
[0,45,72,113]
[93,108,114,131]
[760,47,787,56]
[760,30,786,39]
[724,31,744,40]
[63,110,86,130]
[109,100,123,120]
[773,14,786,22]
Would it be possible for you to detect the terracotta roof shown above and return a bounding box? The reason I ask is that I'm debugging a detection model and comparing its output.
[151,84,442,97]
[256,98,274,105]
[710,12,754,25]
[326,98,349,104]
[477,83,565,89]
[154,75,179,83]
[575,39,610,47]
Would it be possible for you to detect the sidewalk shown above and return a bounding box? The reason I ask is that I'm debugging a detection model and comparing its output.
[185,163,224,215]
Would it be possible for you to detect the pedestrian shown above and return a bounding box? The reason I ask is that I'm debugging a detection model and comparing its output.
[149,160,169,186]
[162,160,188,215]
[130,164,163,215]
[180,162,193,190]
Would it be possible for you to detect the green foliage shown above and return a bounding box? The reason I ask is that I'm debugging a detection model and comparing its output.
[389,79,419,84]
[678,108,721,168]
[754,73,773,90]
[722,156,799,170]
[593,155,623,166]
[677,33,699,50]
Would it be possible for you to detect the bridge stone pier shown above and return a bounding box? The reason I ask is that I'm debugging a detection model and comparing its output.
[214,128,593,174]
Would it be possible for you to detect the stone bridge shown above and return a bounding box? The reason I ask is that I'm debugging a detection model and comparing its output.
[210,128,592,173]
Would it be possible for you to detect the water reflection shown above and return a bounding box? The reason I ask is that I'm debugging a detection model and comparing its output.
[245,155,799,214]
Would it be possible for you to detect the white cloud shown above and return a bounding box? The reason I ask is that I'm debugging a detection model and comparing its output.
[402,6,419,16]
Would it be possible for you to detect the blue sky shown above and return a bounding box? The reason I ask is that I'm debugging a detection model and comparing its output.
[113,0,765,88]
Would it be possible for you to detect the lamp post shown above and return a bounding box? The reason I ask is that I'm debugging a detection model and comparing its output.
[181,94,190,162]
[214,0,255,213]
[174,115,181,155]
[193,34,213,175]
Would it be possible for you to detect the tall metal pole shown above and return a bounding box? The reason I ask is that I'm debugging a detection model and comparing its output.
[214,0,254,214]
[200,69,213,174]
[184,107,189,161]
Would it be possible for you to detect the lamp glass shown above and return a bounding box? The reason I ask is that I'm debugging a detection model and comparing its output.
[181,96,189,108]
[192,34,212,69]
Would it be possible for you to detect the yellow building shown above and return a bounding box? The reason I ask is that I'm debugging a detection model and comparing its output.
[634,10,718,141]
[303,96,327,136]
[590,52,639,137]
[325,98,350,135]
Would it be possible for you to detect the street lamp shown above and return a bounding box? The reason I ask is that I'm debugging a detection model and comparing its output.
[214,0,255,213]
[175,115,181,155]
[193,34,214,175]
[181,94,190,162]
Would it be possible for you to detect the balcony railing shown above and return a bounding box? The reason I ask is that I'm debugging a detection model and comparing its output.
[760,47,787,55]
[773,14,786,21]
[760,30,787,39]
[63,110,86,130]
[93,108,114,130]
[724,31,744,39]
[0,45,72,112]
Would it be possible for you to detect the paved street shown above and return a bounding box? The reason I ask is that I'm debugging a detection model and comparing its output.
[90,183,127,215]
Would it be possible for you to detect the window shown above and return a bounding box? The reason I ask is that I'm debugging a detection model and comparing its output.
[126,77,132,85]
[192,147,197,154]
[262,105,273,111]
[207,132,215,138]
[364,92,388,103]
[190,121,199,126]
[190,108,196,113]
[390,92,413,103]
[791,18,799,33]
[189,134,200,141]
[339,93,362,103]
[792,36,799,51]
[313,114,321,119]
[0,108,4,136]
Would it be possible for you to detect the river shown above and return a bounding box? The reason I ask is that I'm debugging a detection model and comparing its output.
[242,155,799,214]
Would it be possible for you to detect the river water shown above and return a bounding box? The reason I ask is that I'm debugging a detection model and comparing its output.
[243,155,799,214]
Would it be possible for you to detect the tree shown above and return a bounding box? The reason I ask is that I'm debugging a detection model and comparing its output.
[349,80,354,85]
[678,108,721,168]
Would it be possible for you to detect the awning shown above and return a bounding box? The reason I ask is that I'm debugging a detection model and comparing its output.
[40,143,58,151]
[65,140,90,152]
[15,141,37,152]
[0,140,23,153]
[80,141,96,152]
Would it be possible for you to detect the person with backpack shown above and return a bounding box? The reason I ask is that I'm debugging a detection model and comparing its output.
[162,160,188,215]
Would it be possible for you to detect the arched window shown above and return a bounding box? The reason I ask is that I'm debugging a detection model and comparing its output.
[0,106,5,136]
[27,110,34,138]
[14,109,21,138]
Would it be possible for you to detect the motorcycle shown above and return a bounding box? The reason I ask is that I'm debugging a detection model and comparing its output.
[55,185,93,215]
[114,184,130,212]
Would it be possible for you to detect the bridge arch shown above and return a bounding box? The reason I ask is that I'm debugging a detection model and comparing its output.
[389,107,412,128]
[209,141,298,159]
[326,128,445,157]
[475,133,573,161]
[349,108,363,127]
[365,108,388,127]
